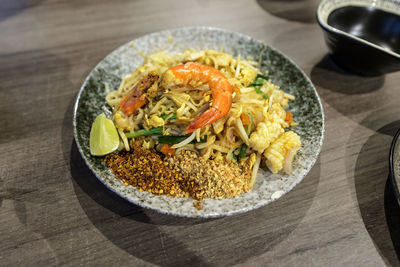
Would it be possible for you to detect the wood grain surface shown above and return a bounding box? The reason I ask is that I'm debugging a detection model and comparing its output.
[1,0,400,266]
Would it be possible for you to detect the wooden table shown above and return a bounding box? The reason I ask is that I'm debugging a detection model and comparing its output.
[1,0,400,265]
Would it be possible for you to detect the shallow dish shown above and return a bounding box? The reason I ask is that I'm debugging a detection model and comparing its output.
[73,27,324,218]
[317,0,400,76]
[389,128,400,206]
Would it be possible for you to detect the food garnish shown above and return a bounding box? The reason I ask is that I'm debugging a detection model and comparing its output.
[124,127,163,138]
[90,113,119,156]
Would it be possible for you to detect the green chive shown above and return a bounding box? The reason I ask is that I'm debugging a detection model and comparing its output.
[239,143,248,159]
[125,127,163,138]
[161,113,177,120]
[256,73,269,80]
[158,135,207,144]
[231,152,238,162]
[254,87,268,99]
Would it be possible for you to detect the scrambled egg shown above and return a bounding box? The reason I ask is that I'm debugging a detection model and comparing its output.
[149,115,164,127]
[114,111,130,130]
[238,66,257,87]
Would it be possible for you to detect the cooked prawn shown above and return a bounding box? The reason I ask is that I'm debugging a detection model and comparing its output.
[119,73,159,116]
[162,62,232,133]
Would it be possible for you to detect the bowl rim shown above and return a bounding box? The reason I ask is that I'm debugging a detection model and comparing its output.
[389,127,400,206]
[317,0,400,60]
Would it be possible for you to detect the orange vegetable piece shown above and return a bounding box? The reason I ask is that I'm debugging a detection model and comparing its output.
[240,113,251,126]
[160,144,175,155]
[285,112,293,124]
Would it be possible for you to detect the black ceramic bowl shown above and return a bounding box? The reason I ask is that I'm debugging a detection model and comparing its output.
[317,0,400,76]
[389,128,400,206]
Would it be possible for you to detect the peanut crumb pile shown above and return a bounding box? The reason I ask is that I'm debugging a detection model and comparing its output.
[167,151,251,199]
[105,142,251,201]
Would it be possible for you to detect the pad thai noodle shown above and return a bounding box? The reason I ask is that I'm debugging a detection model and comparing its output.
[104,48,301,189]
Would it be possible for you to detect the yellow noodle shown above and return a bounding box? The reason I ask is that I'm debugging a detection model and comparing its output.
[105,48,301,181]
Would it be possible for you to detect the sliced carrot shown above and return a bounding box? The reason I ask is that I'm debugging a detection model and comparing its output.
[241,113,251,126]
[160,144,175,155]
[285,112,293,124]
[232,84,240,94]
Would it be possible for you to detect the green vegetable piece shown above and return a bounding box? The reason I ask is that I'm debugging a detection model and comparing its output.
[231,152,238,162]
[249,82,263,87]
[125,127,163,139]
[254,87,268,99]
[158,136,187,144]
[245,113,254,136]
[250,76,268,99]
[250,77,265,86]
[255,77,264,84]
[239,143,248,159]
[256,73,269,80]
[158,135,207,144]
[161,113,177,120]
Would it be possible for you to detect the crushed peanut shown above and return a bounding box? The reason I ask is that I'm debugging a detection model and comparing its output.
[168,151,251,199]
[105,141,251,204]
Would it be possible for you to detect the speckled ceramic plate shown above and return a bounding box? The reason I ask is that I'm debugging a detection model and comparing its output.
[73,27,324,218]
[389,128,400,206]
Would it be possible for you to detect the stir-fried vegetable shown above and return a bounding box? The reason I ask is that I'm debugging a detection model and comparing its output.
[161,113,177,120]
[125,127,163,138]
[158,135,207,144]
[245,113,254,136]
[250,74,269,99]
[254,87,267,99]
[285,112,293,124]
[240,113,251,126]
[256,73,269,80]
[239,143,248,159]
[231,152,238,162]
[160,144,175,155]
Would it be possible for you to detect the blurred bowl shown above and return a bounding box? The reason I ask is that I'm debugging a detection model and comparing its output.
[317,0,400,76]
[390,128,400,206]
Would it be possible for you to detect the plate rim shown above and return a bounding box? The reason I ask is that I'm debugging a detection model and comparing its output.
[72,26,325,218]
[389,127,400,206]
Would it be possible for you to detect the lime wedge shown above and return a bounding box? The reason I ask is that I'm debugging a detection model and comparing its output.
[90,113,120,156]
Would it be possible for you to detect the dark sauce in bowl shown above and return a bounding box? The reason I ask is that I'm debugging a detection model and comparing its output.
[328,6,400,54]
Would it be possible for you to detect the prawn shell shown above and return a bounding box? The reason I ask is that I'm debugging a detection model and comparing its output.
[165,62,232,133]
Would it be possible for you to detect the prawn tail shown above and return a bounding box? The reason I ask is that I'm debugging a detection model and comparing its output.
[186,107,223,134]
